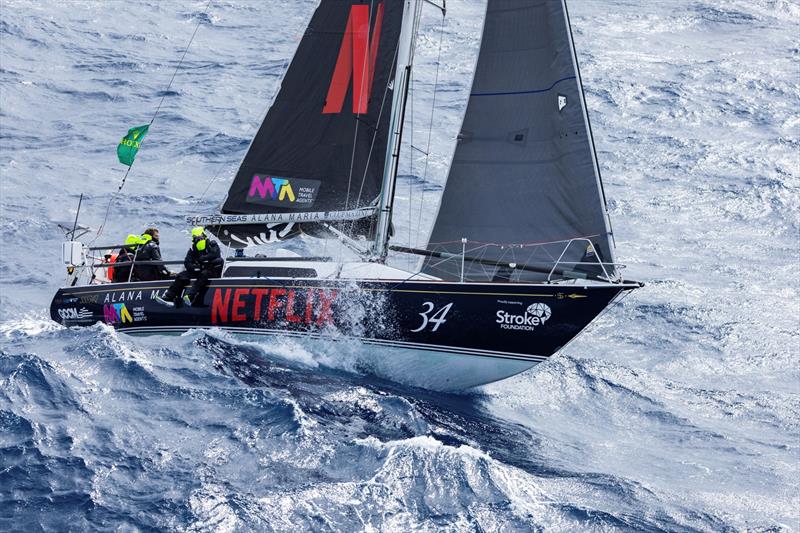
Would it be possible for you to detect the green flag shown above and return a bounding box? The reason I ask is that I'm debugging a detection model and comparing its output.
[117,124,150,166]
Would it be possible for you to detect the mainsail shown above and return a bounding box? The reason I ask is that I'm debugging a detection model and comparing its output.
[423,0,616,281]
[211,0,404,246]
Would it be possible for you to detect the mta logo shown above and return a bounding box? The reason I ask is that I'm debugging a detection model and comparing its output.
[323,2,384,115]
[248,175,296,202]
[103,303,133,324]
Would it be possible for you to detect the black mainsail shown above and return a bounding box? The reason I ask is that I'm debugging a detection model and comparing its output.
[205,0,404,246]
[423,0,616,281]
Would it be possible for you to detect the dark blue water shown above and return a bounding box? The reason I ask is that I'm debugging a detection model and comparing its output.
[1,0,798,530]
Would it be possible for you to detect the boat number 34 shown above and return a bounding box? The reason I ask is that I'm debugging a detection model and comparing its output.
[411,302,453,333]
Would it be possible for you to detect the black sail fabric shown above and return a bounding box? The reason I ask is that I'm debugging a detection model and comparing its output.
[217,0,403,246]
[423,0,616,281]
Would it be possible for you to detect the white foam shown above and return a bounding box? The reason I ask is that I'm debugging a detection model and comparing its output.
[355,434,491,461]
[0,312,63,339]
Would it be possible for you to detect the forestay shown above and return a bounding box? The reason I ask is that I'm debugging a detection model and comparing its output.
[423,0,616,282]
[211,0,404,247]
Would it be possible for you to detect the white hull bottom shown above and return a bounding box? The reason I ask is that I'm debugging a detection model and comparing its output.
[125,326,542,391]
[356,348,539,391]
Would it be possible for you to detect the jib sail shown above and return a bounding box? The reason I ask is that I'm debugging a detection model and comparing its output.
[423,0,617,281]
[208,0,404,247]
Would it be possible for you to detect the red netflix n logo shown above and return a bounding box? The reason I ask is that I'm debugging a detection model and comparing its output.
[323,3,384,115]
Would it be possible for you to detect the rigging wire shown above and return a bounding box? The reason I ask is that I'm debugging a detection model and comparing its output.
[344,6,402,256]
[197,162,231,204]
[339,0,377,265]
[197,40,293,214]
[339,1,436,264]
[371,3,424,264]
[407,3,425,267]
[407,60,414,262]
[351,40,399,215]
[90,0,214,245]
[413,6,446,250]
[343,0,377,213]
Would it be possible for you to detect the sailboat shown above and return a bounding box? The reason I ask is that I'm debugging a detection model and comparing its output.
[50,0,641,391]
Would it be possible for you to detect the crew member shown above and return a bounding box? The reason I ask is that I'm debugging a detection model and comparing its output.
[112,234,142,283]
[156,227,223,307]
[136,227,172,281]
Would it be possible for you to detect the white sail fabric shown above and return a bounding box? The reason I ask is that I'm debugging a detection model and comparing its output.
[423,0,616,281]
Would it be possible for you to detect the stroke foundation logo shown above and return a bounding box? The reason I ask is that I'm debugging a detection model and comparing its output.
[496,303,552,331]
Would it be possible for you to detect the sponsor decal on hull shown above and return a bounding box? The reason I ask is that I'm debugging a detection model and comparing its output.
[496,303,552,332]
[58,307,93,324]
[104,290,143,303]
[103,303,147,324]
[211,288,337,327]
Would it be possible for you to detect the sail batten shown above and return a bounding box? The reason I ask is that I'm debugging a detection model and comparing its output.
[423,0,617,282]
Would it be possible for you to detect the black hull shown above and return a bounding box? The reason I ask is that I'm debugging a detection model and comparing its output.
[51,278,629,362]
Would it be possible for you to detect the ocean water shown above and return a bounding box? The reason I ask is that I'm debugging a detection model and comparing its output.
[1,0,799,530]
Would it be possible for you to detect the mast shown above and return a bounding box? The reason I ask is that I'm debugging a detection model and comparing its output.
[372,0,424,261]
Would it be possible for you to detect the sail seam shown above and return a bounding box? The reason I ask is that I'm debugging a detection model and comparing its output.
[470,75,575,97]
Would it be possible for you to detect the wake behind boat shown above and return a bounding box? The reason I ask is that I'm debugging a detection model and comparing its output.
[50,0,641,391]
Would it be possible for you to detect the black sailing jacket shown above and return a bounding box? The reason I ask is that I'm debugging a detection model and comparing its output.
[112,245,138,282]
[183,240,224,274]
[136,241,170,281]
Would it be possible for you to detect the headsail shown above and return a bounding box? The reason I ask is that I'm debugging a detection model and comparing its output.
[423,0,617,281]
[213,0,404,247]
